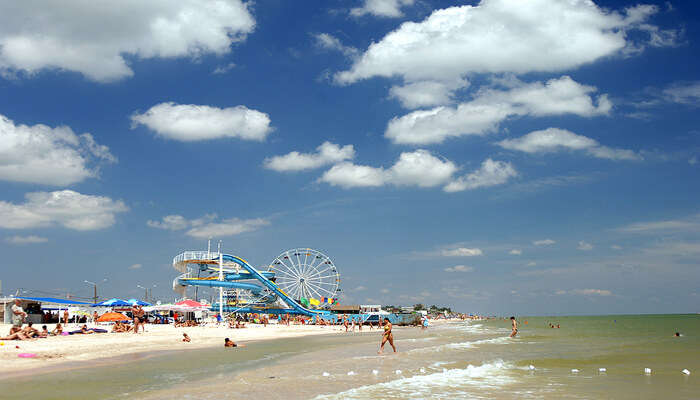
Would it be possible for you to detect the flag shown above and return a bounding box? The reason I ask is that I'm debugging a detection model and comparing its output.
[309,298,320,306]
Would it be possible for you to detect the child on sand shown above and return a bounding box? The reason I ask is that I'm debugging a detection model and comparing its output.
[182,333,191,342]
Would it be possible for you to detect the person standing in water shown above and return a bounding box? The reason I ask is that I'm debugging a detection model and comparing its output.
[509,316,518,337]
[378,318,397,354]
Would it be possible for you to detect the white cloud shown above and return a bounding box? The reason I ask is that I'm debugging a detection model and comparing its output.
[337,1,673,85]
[350,0,415,18]
[380,288,390,294]
[320,149,457,189]
[611,245,623,250]
[662,81,700,105]
[533,239,555,246]
[146,215,189,230]
[314,33,359,59]
[0,1,255,82]
[354,286,367,291]
[509,249,522,255]
[5,235,48,245]
[616,214,700,234]
[264,142,355,172]
[572,288,612,296]
[497,128,641,161]
[526,261,537,267]
[444,265,474,272]
[213,62,236,75]
[444,159,517,192]
[147,213,269,238]
[578,241,593,251]
[0,190,128,230]
[441,247,483,257]
[0,114,116,186]
[389,79,469,109]
[384,76,611,144]
[129,263,142,270]
[131,102,272,142]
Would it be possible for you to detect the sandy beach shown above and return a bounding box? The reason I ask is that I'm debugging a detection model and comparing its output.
[0,322,348,375]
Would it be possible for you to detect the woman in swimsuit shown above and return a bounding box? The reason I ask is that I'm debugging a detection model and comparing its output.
[378,318,397,354]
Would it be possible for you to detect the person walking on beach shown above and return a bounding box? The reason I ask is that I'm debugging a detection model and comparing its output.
[63,309,69,325]
[378,318,397,354]
[509,316,518,337]
[11,299,27,329]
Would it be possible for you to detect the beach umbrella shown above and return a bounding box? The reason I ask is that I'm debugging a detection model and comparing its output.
[97,312,130,322]
[175,299,205,308]
[93,298,131,307]
[127,299,152,306]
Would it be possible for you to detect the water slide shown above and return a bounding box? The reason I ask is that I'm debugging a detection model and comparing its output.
[173,251,327,317]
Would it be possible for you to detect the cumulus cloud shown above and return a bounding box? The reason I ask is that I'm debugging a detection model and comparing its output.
[533,239,555,246]
[441,247,483,257]
[384,76,611,144]
[146,215,189,231]
[5,235,48,245]
[509,249,522,255]
[389,79,469,109]
[131,102,272,142]
[497,128,640,161]
[264,142,355,172]
[337,0,674,85]
[444,264,474,272]
[350,0,415,18]
[0,190,128,230]
[320,149,457,189]
[319,150,514,192]
[129,263,143,270]
[444,159,517,192]
[147,213,269,238]
[0,114,116,186]
[314,33,359,59]
[0,1,255,82]
[578,241,593,251]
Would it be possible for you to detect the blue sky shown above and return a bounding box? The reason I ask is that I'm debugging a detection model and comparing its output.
[0,0,698,315]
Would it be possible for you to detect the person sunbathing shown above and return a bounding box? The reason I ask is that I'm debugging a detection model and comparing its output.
[80,324,96,334]
[0,331,30,340]
[51,323,63,336]
[182,333,191,342]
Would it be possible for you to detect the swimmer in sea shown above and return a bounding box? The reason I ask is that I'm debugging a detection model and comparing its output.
[509,316,518,338]
[378,318,397,354]
[225,338,245,348]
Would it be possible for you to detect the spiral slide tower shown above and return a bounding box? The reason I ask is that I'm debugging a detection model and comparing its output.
[172,248,340,316]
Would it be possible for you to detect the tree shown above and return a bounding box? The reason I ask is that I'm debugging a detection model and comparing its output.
[413,303,424,311]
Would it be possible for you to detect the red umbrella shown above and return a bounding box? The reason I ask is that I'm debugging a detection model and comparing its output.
[175,300,205,308]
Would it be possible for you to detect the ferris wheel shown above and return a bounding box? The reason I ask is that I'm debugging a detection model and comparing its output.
[268,248,340,302]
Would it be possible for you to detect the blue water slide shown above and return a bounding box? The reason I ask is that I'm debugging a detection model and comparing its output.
[224,272,275,281]
[178,279,264,294]
[220,254,326,317]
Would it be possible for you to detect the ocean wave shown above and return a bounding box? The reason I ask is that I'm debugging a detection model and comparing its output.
[409,336,512,353]
[313,360,515,400]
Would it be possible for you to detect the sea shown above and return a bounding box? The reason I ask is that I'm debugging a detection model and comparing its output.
[2,314,698,399]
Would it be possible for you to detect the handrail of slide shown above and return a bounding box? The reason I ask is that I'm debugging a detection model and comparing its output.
[221,254,326,317]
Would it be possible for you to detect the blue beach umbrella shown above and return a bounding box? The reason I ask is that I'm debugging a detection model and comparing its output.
[127,299,152,306]
[92,298,131,307]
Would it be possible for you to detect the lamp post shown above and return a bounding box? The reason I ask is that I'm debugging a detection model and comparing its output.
[84,279,107,304]
[137,284,148,302]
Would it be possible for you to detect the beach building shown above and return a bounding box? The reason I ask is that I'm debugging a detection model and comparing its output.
[1,296,91,324]
[330,304,360,314]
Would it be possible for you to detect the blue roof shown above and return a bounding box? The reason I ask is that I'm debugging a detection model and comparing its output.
[18,297,90,305]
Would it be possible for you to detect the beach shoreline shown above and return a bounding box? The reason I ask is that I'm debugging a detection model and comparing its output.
[0,322,349,376]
